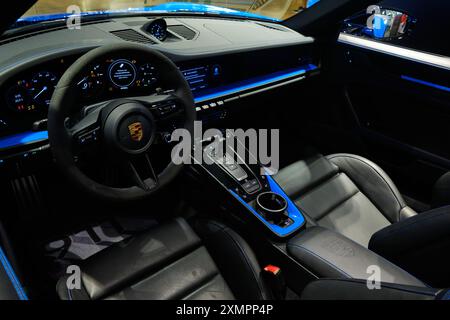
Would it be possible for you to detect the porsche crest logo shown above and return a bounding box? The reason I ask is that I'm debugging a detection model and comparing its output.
[128,122,143,142]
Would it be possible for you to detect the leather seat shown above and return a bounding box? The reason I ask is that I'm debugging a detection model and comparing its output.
[275,153,417,247]
[57,218,271,300]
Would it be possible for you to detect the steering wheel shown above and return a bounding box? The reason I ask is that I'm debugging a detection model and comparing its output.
[48,43,196,201]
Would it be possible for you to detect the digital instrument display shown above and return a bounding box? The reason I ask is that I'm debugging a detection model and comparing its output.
[108,59,137,89]
[3,56,161,113]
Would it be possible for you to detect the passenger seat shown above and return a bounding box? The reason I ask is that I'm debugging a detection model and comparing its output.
[274,154,417,247]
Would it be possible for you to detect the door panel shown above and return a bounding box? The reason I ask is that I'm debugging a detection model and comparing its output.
[333,0,450,203]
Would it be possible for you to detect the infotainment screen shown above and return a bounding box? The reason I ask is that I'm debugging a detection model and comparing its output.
[181,66,209,93]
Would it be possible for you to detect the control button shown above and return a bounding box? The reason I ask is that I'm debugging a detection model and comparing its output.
[281,218,294,228]
[202,105,209,110]
[212,64,221,77]
[217,100,224,106]
[78,127,100,145]
[223,163,247,181]
[161,132,172,143]
[242,181,252,189]
[195,106,201,112]
[241,180,260,193]
[217,154,248,181]
[209,102,217,108]
[154,103,177,116]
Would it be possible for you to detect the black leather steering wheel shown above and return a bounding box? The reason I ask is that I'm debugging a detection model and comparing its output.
[48,43,196,201]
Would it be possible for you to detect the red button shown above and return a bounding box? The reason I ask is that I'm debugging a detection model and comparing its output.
[264,265,280,275]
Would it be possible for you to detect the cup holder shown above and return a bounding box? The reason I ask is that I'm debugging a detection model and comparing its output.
[256,191,288,223]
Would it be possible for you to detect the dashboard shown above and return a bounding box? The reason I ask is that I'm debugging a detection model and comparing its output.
[0,16,317,162]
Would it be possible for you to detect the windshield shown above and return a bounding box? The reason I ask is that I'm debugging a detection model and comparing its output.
[20,0,320,23]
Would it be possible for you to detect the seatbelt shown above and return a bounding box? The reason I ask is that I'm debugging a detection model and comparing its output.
[262,264,286,300]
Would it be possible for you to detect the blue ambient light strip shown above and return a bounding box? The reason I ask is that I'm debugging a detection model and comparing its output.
[194,64,318,103]
[401,75,450,93]
[0,246,28,300]
[228,175,305,237]
[0,131,48,150]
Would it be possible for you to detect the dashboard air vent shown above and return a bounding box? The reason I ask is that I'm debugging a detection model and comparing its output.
[167,25,197,40]
[110,29,156,44]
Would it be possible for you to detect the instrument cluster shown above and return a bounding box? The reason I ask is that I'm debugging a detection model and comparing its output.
[3,56,160,114]
[5,71,58,113]
[79,57,159,100]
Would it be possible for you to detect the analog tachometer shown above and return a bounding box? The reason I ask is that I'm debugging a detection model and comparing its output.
[30,71,58,107]
[78,64,105,98]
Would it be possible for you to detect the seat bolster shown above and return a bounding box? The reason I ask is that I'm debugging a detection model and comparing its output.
[194,220,272,300]
[326,154,412,223]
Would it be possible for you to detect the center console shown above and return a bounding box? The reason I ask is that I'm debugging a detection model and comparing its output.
[197,131,305,239]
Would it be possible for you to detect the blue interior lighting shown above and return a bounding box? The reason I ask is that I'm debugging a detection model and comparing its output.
[194,64,318,103]
[401,75,450,93]
[0,246,28,300]
[0,131,48,150]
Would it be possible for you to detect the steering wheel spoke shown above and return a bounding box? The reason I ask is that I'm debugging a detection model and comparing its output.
[126,153,159,192]
[68,110,102,156]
